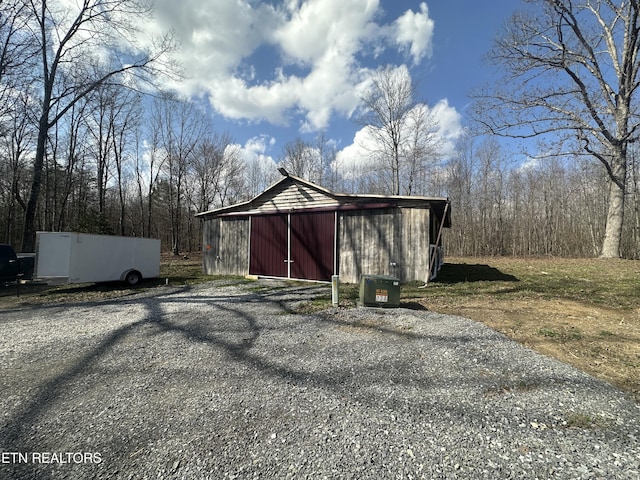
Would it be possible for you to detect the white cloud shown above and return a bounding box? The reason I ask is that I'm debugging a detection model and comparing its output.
[393,2,434,64]
[146,0,435,131]
[234,135,280,196]
[333,127,379,178]
[430,99,464,156]
[235,135,277,166]
[273,0,379,65]
[518,157,541,172]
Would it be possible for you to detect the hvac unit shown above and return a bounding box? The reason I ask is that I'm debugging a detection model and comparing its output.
[358,274,401,308]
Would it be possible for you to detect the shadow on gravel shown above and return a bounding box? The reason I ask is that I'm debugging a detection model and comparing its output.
[399,301,428,310]
[0,288,185,442]
[2,282,633,479]
[1,283,435,453]
[1,286,306,446]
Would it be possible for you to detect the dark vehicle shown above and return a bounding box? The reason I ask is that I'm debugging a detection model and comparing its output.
[0,244,34,285]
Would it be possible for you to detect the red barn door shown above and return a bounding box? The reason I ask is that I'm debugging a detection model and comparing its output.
[249,214,288,277]
[249,212,335,281]
[290,212,335,282]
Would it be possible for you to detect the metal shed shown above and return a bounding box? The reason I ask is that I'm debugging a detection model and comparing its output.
[195,175,450,283]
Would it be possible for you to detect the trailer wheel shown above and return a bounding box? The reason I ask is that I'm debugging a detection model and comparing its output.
[124,270,142,286]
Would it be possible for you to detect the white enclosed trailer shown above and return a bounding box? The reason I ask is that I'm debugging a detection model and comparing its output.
[34,232,161,285]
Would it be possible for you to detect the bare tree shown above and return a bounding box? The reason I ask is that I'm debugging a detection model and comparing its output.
[87,87,115,215]
[53,99,89,232]
[213,144,245,207]
[475,139,510,255]
[109,90,141,235]
[402,104,441,195]
[358,65,441,195]
[0,93,33,243]
[0,1,37,136]
[155,95,206,255]
[444,132,478,255]
[474,0,640,258]
[134,113,165,239]
[189,132,243,211]
[242,154,279,199]
[313,132,339,190]
[280,137,319,182]
[20,0,174,251]
[359,65,415,195]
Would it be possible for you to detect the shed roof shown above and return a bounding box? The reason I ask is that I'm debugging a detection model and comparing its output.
[195,175,451,227]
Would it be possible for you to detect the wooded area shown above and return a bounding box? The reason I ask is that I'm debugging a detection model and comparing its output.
[1,0,639,259]
[438,137,640,259]
[3,95,639,259]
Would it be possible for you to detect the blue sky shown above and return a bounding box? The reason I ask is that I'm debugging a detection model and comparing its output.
[148,0,520,169]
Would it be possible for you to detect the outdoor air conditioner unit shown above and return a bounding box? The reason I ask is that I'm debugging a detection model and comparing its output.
[358,274,401,308]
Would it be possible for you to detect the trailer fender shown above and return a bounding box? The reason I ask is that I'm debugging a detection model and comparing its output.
[122,269,142,286]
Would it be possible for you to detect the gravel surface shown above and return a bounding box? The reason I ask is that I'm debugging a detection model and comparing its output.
[0,280,638,480]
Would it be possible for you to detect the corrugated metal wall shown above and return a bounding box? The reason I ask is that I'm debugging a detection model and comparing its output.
[290,212,335,281]
[338,207,430,283]
[203,217,249,276]
[249,215,288,277]
[339,208,398,283]
[254,183,341,212]
[202,206,432,283]
[400,207,431,282]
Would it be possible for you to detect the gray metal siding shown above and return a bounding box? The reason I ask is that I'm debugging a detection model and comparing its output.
[339,209,399,283]
[338,207,431,283]
[203,217,249,276]
[401,207,431,282]
[201,204,434,283]
[252,183,341,212]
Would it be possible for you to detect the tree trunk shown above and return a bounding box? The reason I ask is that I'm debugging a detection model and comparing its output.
[600,167,626,258]
[21,113,49,252]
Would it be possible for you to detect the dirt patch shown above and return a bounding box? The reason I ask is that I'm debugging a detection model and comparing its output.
[425,296,640,402]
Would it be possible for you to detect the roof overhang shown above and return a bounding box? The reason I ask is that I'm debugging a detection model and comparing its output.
[195,175,451,227]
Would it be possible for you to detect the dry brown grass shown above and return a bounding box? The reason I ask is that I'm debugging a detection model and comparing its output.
[414,257,640,402]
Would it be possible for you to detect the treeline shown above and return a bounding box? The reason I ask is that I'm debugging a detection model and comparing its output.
[0,91,281,254]
[330,137,640,260]
[439,138,640,259]
[2,87,639,259]
[2,91,640,259]
[3,1,637,259]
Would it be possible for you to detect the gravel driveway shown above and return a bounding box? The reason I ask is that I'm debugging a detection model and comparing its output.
[1,280,638,479]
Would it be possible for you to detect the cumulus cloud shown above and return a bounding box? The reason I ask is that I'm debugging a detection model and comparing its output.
[333,127,379,178]
[235,135,277,166]
[393,2,434,64]
[232,135,280,196]
[429,99,464,156]
[146,0,435,131]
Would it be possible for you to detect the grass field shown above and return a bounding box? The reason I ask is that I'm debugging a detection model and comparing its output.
[1,254,638,402]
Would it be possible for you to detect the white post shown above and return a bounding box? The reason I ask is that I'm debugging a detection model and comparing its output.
[331,275,339,307]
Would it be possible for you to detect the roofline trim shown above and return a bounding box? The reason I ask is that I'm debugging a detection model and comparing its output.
[194,174,450,218]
